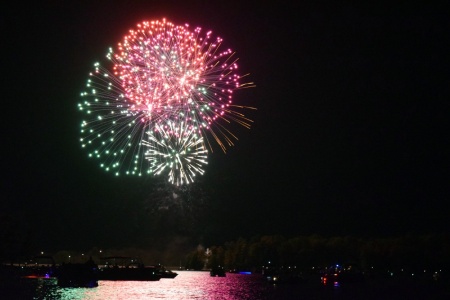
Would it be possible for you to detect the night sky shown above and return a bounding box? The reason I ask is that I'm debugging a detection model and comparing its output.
[2,1,449,253]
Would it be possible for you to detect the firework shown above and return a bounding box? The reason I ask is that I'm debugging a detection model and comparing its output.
[143,120,208,186]
[79,62,152,176]
[78,18,255,183]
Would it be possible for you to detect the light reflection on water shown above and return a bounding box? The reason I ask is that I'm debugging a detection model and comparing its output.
[60,271,269,300]
[4,271,279,300]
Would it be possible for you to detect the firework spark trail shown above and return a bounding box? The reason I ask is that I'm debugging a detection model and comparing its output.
[78,18,255,184]
[79,62,152,176]
[143,121,208,186]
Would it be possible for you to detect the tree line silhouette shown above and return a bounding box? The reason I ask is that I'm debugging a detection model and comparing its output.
[185,234,450,274]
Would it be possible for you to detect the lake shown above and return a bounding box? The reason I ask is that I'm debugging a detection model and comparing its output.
[1,270,449,299]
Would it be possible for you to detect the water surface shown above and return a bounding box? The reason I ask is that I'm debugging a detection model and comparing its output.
[1,270,449,299]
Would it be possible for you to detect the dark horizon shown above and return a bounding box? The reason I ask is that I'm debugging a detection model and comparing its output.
[2,1,449,254]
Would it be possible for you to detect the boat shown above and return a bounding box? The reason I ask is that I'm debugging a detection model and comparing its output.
[56,257,99,288]
[265,269,306,284]
[210,266,226,277]
[153,264,178,278]
[97,256,161,281]
[263,265,306,284]
[320,264,365,286]
[21,255,57,279]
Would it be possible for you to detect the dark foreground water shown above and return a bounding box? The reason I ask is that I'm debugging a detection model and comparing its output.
[1,270,449,300]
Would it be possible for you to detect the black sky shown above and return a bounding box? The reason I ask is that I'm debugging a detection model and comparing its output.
[2,1,449,253]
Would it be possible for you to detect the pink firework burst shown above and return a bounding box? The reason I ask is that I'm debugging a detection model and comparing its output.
[111,18,255,151]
